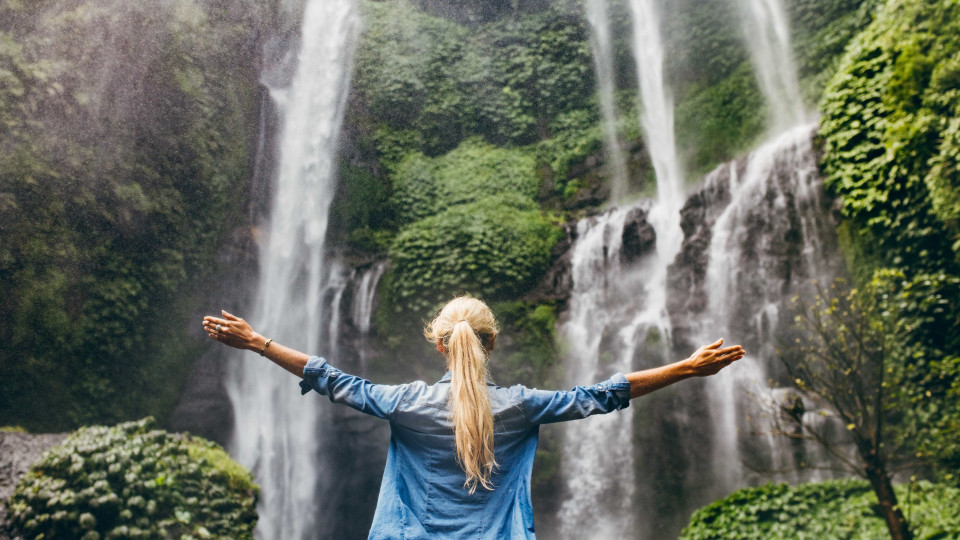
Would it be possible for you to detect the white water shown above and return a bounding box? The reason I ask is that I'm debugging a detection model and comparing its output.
[624,0,685,323]
[556,208,640,538]
[557,0,686,535]
[351,262,387,335]
[584,0,630,203]
[696,123,834,492]
[736,0,806,130]
[225,1,360,539]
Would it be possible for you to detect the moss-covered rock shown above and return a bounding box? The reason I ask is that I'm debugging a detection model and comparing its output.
[7,418,258,540]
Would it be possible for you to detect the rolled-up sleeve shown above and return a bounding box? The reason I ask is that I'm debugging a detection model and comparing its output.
[299,356,407,420]
[518,373,631,424]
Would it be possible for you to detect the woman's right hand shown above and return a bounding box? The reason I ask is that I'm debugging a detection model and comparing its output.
[686,338,744,376]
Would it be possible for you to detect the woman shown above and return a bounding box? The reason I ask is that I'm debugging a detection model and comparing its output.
[203,296,744,538]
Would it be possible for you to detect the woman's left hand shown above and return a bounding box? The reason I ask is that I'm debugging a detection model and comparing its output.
[202,310,261,351]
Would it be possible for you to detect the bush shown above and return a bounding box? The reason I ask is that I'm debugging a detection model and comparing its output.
[387,194,562,316]
[7,418,258,540]
[681,478,960,539]
[391,137,539,225]
[818,0,960,273]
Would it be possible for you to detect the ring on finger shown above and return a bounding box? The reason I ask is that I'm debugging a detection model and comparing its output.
[216,324,222,332]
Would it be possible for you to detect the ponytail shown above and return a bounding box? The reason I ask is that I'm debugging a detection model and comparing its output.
[425,297,499,493]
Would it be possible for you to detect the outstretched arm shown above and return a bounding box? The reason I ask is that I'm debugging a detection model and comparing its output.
[627,338,744,399]
[202,311,309,377]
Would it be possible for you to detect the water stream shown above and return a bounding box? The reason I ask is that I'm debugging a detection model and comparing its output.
[556,0,686,535]
[735,0,807,130]
[584,0,630,203]
[224,1,360,538]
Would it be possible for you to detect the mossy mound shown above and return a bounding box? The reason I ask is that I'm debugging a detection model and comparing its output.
[6,418,257,540]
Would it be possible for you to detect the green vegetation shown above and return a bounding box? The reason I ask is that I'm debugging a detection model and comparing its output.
[782,273,960,537]
[388,194,561,316]
[7,418,258,540]
[0,1,268,431]
[817,0,960,489]
[681,479,960,539]
[819,0,960,273]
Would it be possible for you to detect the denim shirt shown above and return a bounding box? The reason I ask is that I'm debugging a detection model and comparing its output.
[299,356,632,539]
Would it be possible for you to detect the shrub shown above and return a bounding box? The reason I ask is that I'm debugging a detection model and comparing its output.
[387,194,562,316]
[7,418,258,540]
[391,137,539,225]
[681,478,960,539]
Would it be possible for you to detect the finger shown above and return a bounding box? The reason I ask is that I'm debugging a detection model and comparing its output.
[719,345,742,354]
[705,338,723,350]
[205,317,229,326]
[222,310,240,321]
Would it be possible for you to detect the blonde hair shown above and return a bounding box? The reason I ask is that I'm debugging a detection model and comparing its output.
[424,296,499,493]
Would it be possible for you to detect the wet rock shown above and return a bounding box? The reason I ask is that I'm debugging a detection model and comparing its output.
[620,206,656,264]
[524,221,577,304]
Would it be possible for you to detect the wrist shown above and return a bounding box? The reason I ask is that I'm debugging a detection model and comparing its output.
[678,357,697,378]
[248,333,266,352]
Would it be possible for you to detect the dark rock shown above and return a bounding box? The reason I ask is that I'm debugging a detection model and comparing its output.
[621,206,657,264]
[523,221,577,304]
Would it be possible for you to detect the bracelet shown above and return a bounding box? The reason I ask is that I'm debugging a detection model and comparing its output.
[259,338,273,357]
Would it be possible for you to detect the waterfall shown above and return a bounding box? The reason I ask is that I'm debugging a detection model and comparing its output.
[351,262,387,336]
[735,0,806,130]
[554,124,839,537]
[556,1,686,535]
[694,123,836,493]
[584,0,630,202]
[224,1,360,539]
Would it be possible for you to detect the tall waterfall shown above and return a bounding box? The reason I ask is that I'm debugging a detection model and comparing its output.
[584,0,630,202]
[735,0,806,130]
[225,2,360,539]
[556,0,685,535]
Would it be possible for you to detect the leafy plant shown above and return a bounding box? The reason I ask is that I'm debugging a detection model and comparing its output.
[7,418,258,540]
[681,479,960,539]
[387,194,562,317]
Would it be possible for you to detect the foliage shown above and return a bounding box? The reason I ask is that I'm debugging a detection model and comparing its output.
[387,194,562,317]
[0,0,264,430]
[681,479,960,539]
[816,0,960,493]
[7,418,258,540]
[779,272,960,537]
[391,137,540,225]
[353,1,593,153]
[819,0,960,273]
[675,64,766,176]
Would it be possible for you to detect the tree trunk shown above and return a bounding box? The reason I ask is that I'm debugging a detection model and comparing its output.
[864,461,913,540]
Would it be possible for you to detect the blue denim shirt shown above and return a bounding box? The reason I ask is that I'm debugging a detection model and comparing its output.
[299,356,631,539]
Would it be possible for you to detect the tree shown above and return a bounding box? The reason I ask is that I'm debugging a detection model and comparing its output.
[773,271,960,540]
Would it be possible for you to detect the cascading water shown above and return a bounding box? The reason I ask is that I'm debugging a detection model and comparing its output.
[735,0,806,130]
[584,0,630,203]
[224,1,360,539]
[693,123,837,492]
[553,124,840,537]
[556,0,685,535]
